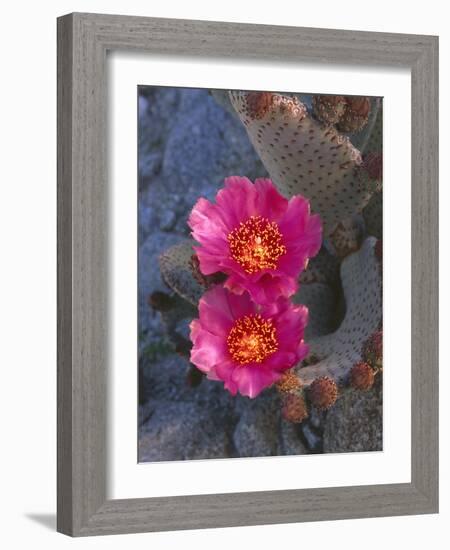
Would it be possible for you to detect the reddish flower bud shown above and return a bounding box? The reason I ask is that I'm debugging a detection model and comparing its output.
[363,331,383,368]
[312,95,347,125]
[282,392,309,423]
[246,92,275,119]
[337,96,371,133]
[346,96,371,117]
[350,361,375,391]
[309,376,338,410]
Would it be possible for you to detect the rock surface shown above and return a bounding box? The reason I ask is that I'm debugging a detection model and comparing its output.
[139,401,231,461]
[322,376,383,453]
[232,392,280,457]
[138,353,308,462]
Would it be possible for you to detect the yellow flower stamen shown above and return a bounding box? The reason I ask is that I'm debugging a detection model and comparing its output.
[227,314,278,365]
[228,215,286,273]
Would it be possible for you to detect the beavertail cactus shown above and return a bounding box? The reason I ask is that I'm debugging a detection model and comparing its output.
[229,91,377,236]
[296,237,382,386]
[159,240,205,306]
[281,392,309,423]
[350,362,376,391]
[308,376,338,410]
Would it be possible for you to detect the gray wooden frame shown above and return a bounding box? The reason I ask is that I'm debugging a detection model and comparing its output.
[57,12,439,537]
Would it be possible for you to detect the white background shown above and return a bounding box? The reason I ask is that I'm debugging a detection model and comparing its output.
[0,1,447,548]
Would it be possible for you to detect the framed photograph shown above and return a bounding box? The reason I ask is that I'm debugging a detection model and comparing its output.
[57,13,438,536]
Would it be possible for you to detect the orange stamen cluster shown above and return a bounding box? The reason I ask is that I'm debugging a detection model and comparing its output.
[227,314,278,365]
[228,215,287,274]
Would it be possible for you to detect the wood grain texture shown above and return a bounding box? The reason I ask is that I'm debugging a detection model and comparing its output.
[57,12,439,537]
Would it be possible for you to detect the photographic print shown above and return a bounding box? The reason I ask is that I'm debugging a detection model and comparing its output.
[138,87,383,462]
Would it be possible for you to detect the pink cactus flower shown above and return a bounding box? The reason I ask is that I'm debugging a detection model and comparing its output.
[189,285,309,398]
[188,177,322,304]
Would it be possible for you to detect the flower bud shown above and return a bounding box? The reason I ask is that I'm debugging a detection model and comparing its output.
[350,361,375,390]
[309,376,338,410]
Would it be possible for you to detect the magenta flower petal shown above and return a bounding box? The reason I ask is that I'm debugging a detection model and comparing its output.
[197,284,254,335]
[188,177,322,303]
[253,178,289,220]
[189,286,310,398]
[215,176,258,225]
[276,196,323,277]
[230,366,281,399]
[189,320,228,373]
[188,198,228,240]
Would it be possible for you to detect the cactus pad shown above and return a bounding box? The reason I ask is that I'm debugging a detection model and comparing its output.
[296,237,382,386]
[229,90,374,236]
[159,240,204,306]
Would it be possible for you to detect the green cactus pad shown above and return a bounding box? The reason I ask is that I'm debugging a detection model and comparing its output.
[159,240,204,306]
[229,91,373,236]
[296,237,382,386]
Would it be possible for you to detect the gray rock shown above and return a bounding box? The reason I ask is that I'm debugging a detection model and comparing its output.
[233,392,280,457]
[323,377,383,453]
[141,351,302,462]
[138,201,157,243]
[278,421,308,456]
[139,86,180,145]
[139,400,231,462]
[309,407,325,430]
[140,354,235,411]
[300,422,323,452]
[139,355,312,461]
[139,151,162,181]
[158,209,176,231]
[138,88,180,192]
